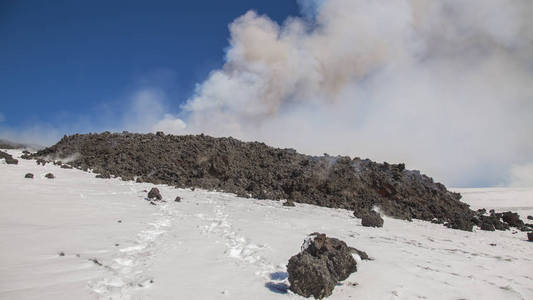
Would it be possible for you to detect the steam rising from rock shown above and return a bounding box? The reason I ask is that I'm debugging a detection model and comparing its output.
[168,0,533,187]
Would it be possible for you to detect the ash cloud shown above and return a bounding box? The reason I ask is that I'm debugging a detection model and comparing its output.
[174,0,533,187]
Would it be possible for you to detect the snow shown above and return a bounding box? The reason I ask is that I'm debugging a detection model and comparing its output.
[1,149,532,300]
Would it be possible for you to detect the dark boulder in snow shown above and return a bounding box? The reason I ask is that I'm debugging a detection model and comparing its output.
[528,216,533,221]
[61,164,73,169]
[0,150,18,165]
[175,196,181,202]
[45,173,55,179]
[95,173,111,179]
[148,188,162,200]
[528,232,533,242]
[500,211,524,228]
[361,211,384,228]
[25,173,34,179]
[287,233,358,299]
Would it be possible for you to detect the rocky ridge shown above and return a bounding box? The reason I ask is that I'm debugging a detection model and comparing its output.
[27,132,492,231]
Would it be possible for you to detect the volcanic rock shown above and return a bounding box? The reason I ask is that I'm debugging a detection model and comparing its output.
[0,150,18,164]
[25,173,34,179]
[528,232,533,242]
[480,222,496,231]
[287,233,358,299]
[45,173,55,179]
[30,132,477,230]
[148,188,162,200]
[175,196,181,202]
[361,211,384,228]
[500,211,524,228]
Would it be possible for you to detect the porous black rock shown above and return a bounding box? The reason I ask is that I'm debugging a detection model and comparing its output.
[45,173,55,179]
[174,196,181,202]
[25,173,34,179]
[30,132,477,230]
[287,233,358,299]
[361,211,384,228]
[480,222,496,231]
[0,150,18,164]
[528,232,533,242]
[500,211,524,228]
[148,188,162,200]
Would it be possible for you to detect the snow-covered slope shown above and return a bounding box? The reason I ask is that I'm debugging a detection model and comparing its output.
[1,150,532,300]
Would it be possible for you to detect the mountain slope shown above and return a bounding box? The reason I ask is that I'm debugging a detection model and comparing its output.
[1,149,532,299]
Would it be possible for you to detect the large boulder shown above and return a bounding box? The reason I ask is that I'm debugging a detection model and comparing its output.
[361,211,384,228]
[0,150,18,165]
[287,233,358,299]
[148,188,162,200]
[500,211,524,228]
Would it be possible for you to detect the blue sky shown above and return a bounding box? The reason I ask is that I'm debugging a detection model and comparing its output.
[0,0,299,139]
[1,0,532,187]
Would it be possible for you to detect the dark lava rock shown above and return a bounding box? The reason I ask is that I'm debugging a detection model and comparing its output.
[0,150,18,164]
[174,196,181,202]
[500,211,524,228]
[45,173,55,179]
[25,173,34,179]
[30,132,476,230]
[148,188,162,200]
[283,200,296,207]
[287,233,358,299]
[528,216,533,220]
[528,232,533,242]
[480,222,496,231]
[361,211,384,228]
[61,164,73,169]
[95,173,111,179]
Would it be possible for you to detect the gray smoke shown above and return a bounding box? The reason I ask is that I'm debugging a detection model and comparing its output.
[160,0,533,187]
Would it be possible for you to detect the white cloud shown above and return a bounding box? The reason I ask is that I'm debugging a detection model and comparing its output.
[152,114,186,134]
[176,0,533,187]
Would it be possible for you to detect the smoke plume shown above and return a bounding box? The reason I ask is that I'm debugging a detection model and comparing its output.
[165,0,533,187]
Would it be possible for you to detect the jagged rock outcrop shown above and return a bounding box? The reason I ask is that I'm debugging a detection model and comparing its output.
[360,211,384,228]
[287,233,359,299]
[30,132,476,230]
[0,150,18,165]
[148,188,162,201]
